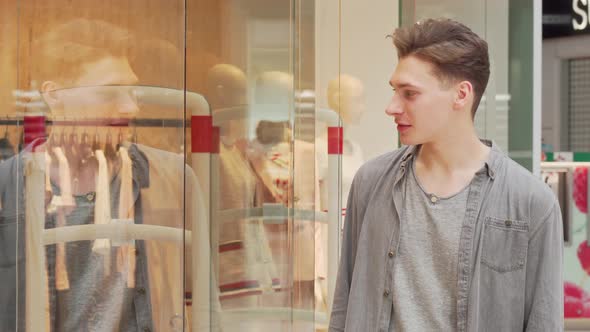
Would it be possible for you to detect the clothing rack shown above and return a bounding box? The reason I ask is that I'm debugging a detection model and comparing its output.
[24,88,214,332]
[22,85,343,330]
[0,118,185,127]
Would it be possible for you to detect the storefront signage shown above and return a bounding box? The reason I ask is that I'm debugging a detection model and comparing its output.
[543,0,590,38]
[573,0,590,31]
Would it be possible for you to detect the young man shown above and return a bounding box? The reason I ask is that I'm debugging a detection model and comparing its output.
[329,18,563,331]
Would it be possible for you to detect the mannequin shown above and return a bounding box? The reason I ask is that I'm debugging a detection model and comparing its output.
[247,70,321,316]
[317,74,366,209]
[314,74,367,312]
[207,63,288,332]
[0,19,217,332]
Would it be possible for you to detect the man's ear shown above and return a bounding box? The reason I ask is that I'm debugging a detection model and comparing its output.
[453,80,473,111]
[41,81,62,109]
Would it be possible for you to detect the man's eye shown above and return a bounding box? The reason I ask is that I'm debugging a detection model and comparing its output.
[404,91,417,98]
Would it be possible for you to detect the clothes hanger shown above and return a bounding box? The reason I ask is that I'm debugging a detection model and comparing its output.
[80,126,91,161]
[59,117,67,148]
[131,124,137,144]
[68,118,79,151]
[116,128,123,152]
[91,121,100,152]
[104,128,117,161]
[65,117,80,180]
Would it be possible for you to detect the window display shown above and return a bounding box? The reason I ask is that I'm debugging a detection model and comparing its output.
[0,15,218,331]
[0,0,341,331]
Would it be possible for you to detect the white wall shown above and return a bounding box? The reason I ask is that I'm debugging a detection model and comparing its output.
[316,0,399,162]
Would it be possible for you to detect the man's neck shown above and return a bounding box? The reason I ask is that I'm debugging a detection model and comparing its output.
[416,126,490,177]
[413,127,490,198]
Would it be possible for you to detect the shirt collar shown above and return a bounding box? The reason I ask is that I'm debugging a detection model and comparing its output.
[398,139,501,180]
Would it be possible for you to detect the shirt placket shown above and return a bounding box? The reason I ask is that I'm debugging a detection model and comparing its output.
[379,157,409,331]
[456,171,491,332]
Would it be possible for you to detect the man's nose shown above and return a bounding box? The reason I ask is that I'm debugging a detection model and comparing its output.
[385,94,402,116]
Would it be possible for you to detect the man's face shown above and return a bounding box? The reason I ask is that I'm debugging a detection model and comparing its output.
[48,56,139,123]
[385,55,457,146]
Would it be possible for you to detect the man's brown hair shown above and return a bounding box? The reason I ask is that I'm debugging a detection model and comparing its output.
[32,19,132,86]
[391,18,490,117]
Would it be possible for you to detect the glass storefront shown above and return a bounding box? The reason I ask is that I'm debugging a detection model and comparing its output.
[3,0,569,330]
[1,0,397,330]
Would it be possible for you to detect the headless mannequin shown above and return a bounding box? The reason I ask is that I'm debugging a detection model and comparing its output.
[248,71,320,313]
[207,64,286,329]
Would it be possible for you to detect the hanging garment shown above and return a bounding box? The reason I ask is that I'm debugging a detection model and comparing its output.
[66,131,79,175]
[136,143,221,331]
[92,150,112,275]
[53,147,75,290]
[0,141,220,332]
[216,142,279,302]
[245,138,323,319]
[116,146,136,288]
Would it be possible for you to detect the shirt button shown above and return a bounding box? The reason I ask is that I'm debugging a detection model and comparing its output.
[137,287,146,295]
[383,290,390,297]
[388,251,395,258]
[86,192,95,202]
[430,195,438,203]
[505,220,512,227]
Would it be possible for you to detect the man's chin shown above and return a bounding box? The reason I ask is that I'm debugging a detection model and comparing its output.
[399,135,416,146]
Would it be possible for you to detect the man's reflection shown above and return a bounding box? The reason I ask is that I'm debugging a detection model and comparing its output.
[0,18,212,332]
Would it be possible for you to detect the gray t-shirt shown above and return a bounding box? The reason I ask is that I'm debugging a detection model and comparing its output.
[389,159,469,331]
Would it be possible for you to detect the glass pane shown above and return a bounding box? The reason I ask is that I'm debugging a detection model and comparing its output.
[314,1,341,329]
[5,2,188,331]
[0,1,20,331]
[187,0,319,330]
[315,1,399,330]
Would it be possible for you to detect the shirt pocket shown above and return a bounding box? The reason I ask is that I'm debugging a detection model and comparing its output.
[481,216,529,273]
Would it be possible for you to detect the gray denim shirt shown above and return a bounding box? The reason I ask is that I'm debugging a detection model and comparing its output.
[329,140,564,332]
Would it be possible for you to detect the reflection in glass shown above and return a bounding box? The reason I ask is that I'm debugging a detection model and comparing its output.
[318,74,366,209]
[0,18,217,332]
[0,0,331,330]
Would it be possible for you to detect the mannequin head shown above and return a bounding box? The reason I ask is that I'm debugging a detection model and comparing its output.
[206,63,247,110]
[327,74,366,124]
[254,71,293,105]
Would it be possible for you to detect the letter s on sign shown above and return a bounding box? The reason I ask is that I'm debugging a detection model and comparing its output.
[573,0,589,31]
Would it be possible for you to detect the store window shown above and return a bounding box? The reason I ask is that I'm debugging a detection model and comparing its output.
[0,0,362,330]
